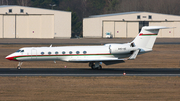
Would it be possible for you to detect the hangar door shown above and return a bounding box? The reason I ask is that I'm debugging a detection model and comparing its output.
[3,15,16,38]
[2,14,54,38]
[114,22,126,38]
[127,22,139,37]
[103,21,114,38]
[16,15,54,38]
[0,15,4,38]
[103,21,127,38]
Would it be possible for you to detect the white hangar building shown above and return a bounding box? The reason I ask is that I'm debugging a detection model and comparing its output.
[0,5,71,38]
[83,11,180,38]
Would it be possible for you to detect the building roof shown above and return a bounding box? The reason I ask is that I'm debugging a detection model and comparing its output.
[88,11,180,18]
[0,5,70,13]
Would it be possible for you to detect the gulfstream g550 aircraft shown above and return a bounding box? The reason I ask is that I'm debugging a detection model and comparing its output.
[6,26,172,70]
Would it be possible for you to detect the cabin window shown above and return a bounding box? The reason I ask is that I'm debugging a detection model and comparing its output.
[83,51,87,54]
[62,51,66,54]
[21,50,24,52]
[76,51,80,54]
[55,51,58,55]
[69,51,73,54]
[41,52,44,55]
[48,52,51,55]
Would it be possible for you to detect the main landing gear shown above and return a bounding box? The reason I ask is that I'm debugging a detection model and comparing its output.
[89,62,102,70]
[17,62,23,70]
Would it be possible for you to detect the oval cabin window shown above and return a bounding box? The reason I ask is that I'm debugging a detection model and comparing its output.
[62,51,66,54]
[76,51,80,54]
[41,52,44,55]
[55,51,58,55]
[48,52,51,55]
[69,51,73,54]
[83,51,87,54]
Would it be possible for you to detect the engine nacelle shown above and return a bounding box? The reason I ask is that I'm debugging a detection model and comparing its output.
[105,43,139,54]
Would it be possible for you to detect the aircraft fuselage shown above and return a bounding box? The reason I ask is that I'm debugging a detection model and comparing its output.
[6,43,138,62]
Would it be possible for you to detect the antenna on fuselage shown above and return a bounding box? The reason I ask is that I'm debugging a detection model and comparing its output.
[50,44,52,47]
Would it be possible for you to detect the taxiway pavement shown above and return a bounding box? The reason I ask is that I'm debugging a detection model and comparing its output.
[0,68,180,77]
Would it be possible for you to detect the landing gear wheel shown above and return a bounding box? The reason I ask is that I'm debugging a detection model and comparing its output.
[97,65,102,70]
[17,66,21,70]
[17,62,23,70]
[91,65,96,70]
[89,62,103,70]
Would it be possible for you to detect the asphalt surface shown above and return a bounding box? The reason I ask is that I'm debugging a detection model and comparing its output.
[0,68,180,77]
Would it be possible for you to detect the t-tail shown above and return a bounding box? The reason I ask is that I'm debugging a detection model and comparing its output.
[132,26,173,52]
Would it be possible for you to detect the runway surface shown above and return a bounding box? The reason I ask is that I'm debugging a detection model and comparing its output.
[0,68,180,76]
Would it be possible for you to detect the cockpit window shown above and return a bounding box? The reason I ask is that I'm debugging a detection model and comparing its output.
[16,50,21,52]
[16,50,24,52]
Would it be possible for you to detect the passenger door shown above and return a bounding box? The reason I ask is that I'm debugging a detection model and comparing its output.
[31,49,37,60]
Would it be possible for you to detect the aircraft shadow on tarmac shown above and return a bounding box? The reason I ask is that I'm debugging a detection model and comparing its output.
[0,68,180,74]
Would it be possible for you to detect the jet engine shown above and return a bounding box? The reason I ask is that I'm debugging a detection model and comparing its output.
[105,43,139,54]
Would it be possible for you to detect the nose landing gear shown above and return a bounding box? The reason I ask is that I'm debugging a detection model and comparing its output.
[17,62,23,70]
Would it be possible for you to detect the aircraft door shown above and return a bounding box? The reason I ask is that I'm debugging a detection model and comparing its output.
[109,45,111,54]
[31,49,37,60]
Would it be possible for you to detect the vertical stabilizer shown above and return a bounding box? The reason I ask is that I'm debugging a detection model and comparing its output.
[132,26,172,51]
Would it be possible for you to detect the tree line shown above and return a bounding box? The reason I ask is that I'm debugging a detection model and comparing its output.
[1,0,180,37]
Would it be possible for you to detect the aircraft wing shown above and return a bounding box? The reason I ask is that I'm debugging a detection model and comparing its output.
[68,58,125,65]
[68,58,125,62]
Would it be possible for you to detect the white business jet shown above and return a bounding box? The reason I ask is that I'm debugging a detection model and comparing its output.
[6,26,171,70]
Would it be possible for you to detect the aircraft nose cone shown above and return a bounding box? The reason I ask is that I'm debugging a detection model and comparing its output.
[5,56,15,61]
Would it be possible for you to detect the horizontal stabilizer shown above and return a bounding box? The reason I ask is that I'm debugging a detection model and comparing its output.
[143,26,175,30]
[128,49,140,60]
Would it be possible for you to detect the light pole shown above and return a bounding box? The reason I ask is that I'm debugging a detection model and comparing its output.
[49,4,56,10]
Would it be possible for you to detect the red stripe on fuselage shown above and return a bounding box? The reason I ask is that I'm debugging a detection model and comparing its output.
[6,53,112,61]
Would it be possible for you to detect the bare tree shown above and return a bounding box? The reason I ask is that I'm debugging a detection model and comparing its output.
[5,0,8,5]
[81,0,88,17]
[16,0,30,6]
[0,0,9,5]
[1,0,4,5]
